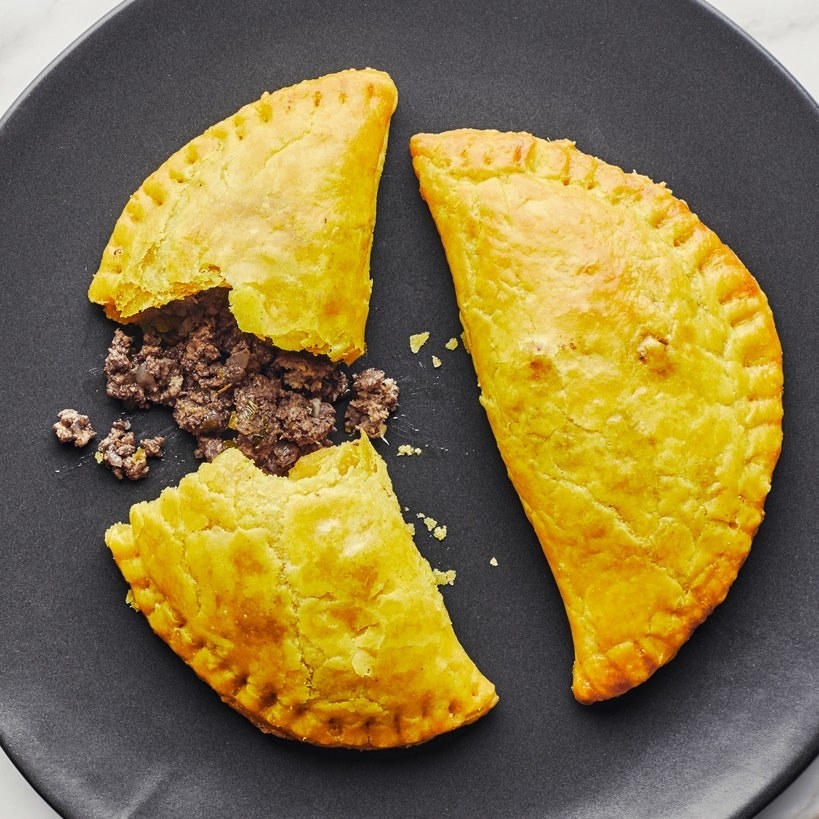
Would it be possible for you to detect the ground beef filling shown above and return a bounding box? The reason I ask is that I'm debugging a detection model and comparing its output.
[345,369,399,438]
[95,419,165,481]
[103,288,398,476]
[53,409,96,447]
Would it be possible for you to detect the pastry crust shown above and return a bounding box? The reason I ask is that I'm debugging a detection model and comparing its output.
[105,435,498,747]
[88,68,398,364]
[410,129,783,703]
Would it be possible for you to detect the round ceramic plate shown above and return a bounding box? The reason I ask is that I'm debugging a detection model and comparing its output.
[1,1,817,816]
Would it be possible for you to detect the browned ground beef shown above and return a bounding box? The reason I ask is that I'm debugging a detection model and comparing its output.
[53,409,96,447]
[103,288,398,476]
[345,369,399,438]
[95,419,165,481]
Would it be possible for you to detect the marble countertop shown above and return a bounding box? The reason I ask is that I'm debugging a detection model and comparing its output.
[0,1,817,817]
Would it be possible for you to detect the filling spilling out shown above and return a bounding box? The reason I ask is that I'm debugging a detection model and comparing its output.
[100,287,399,478]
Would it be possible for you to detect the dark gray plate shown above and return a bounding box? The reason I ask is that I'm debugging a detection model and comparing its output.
[1,1,817,817]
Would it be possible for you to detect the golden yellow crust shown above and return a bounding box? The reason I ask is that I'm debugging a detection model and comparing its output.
[105,435,497,747]
[410,129,783,703]
[88,68,398,363]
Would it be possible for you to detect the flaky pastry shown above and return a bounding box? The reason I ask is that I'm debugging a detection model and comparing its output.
[411,129,783,703]
[88,68,398,363]
[105,435,498,747]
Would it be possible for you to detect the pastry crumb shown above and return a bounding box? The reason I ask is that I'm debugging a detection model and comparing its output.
[444,337,459,351]
[433,568,456,586]
[431,355,442,368]
[415,512,446,539]
[409,331,430,353]
[397,444,423,456]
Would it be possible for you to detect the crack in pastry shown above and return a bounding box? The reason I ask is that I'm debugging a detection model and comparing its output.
[410,129,783,704]
[89,68,398,364]
[106,435,498,747]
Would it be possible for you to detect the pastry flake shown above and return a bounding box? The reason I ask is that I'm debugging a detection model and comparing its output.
[88,68,398,364]
[106,435,498,747]
[410,129,783,703]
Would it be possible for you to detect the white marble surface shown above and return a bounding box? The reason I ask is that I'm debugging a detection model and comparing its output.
[0,0,817,817]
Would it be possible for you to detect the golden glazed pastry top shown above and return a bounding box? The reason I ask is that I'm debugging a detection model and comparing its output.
[88,68,398,363]
[410,129,783,703]
[105,435,498,748]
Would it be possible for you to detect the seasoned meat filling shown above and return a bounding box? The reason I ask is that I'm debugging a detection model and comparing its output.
[344,368,400,438]
[96,419,165,481]
[103,288,398,476]
[53,409,96,447]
